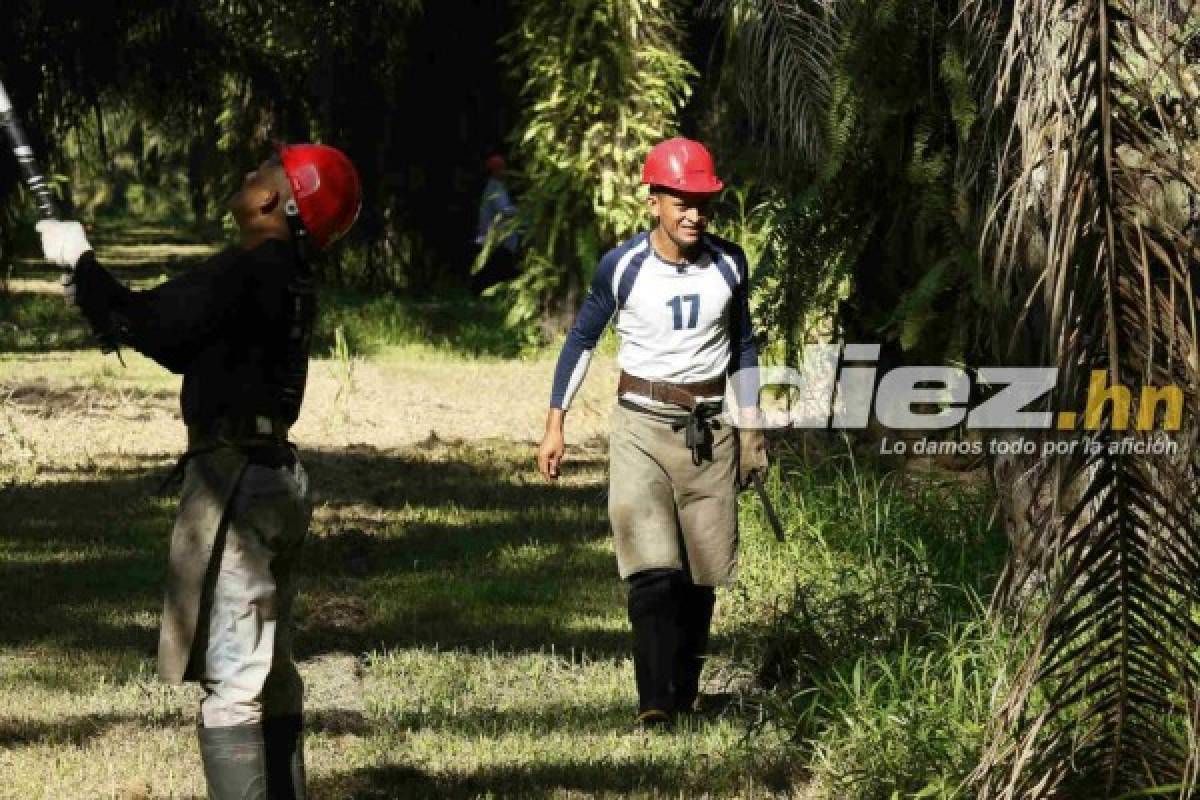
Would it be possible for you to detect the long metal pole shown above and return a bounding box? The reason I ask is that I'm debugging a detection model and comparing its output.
[0,80,61,222]
[751,471,786,543]
[0,79,121,357]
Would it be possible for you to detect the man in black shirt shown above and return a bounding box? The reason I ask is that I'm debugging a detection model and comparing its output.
[37,143,360,800]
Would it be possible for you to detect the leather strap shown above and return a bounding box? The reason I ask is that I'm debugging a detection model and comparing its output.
[167,417,294,495]
[187,415,290,450]
[618,371,726,411]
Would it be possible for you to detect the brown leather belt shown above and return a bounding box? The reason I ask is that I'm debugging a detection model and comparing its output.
[618,371,726,410]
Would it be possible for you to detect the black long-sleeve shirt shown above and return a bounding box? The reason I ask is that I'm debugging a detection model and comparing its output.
[72,238,314,430]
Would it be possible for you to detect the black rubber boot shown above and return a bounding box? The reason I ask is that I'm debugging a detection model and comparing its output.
[198,724,267,800]
[628,568,682,718]
[673,582,716,714]
[263,715,306,800]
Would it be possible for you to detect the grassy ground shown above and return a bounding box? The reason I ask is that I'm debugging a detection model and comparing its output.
[0,225,1005,799]
[0,226,796,799]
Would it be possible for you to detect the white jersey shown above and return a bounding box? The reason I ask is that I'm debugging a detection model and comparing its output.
[550,231,758,412]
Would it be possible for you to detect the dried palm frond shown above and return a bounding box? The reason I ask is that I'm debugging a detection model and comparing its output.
[963,0,1200,795]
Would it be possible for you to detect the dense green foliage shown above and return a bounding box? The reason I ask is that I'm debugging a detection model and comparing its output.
[716,0,985,365]
[729,441,1009,797]
[0,1,985,363]
[3,2,1199,795]
[494,0,694,341]
[0,0,522,293]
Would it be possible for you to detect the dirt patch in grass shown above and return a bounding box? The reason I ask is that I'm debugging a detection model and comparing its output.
[0,337,795,798]
[0,227,798,798]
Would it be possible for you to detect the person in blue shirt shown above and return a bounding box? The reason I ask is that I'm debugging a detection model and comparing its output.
[473,151,519,291]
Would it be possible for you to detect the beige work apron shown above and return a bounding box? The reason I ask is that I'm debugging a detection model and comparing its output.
[158,447,249,684]
[607,402,739,587]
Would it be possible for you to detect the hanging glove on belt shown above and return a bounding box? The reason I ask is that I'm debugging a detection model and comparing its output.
[672,401,724,465]
[615,371,729,465]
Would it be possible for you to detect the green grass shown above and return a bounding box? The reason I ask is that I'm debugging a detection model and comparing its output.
[313,288,525,360]
[726,439,1011,798]
[0,366,1012,798]
[1,251,532,361]
[0,290,94,351]
[806,619,1008,799]
[0,390,1009,798]
[0,224,1012,799]
[0,430,795,798]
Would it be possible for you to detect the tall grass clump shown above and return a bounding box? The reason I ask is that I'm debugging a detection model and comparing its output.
[314,288,521,359]
[724,438,1013,797]
[806,617,1011,799]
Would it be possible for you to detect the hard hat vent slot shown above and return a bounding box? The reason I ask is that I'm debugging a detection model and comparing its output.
[291,164,322,198]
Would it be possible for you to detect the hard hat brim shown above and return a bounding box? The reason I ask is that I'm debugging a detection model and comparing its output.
[643,178,725,196]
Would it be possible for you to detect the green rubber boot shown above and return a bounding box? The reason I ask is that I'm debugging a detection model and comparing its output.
[263,715,306,800]
[673,582,716,714]
[198,724,267,800]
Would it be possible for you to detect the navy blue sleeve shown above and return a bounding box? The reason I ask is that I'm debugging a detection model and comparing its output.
[549,252,619,409]
[727,246,760,409]
[478,179,518,240]
[494,183,517,216]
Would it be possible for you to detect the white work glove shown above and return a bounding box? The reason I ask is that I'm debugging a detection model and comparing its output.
[36,219,92,268]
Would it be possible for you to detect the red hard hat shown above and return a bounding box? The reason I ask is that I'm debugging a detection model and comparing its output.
[641,137,724,195]
[277,143,362,250]
[485,153,506,176]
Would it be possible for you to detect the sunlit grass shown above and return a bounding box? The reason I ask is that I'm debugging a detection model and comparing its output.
[0,423,794,798]
[724,441,1009,798]
[0,227,1008,799]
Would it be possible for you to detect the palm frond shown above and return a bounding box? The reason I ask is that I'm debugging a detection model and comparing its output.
[706,0,845,165]
[964,0,1200,795]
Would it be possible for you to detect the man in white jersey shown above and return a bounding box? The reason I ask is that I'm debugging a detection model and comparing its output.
[537,138,768,727]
